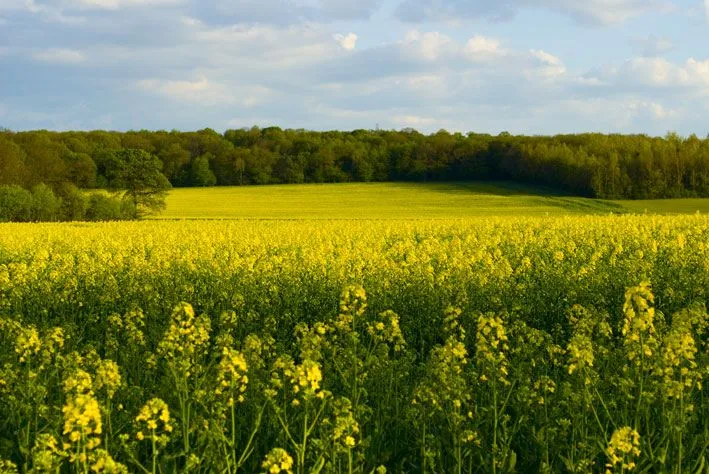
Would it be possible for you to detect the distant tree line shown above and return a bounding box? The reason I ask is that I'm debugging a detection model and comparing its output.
[0,184,135,222]
[2,128,709,208]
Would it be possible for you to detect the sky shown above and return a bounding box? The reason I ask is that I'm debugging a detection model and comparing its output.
[1,0,709,135]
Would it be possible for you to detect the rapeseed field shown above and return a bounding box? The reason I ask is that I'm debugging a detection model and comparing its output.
[0,216,707,472]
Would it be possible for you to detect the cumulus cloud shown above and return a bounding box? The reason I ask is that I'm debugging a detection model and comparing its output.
[136,75,272,107]
[32,48,85,64]
[402,30,456,60]
[334,33,358,51]
[528,49,566,79]
[395,0,669,26]
[463,36,505,60]
[0,0,705,135]
[590,57,709,90]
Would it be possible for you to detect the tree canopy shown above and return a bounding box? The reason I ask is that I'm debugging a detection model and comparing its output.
[105,148,172,218]
[3,127,709,199]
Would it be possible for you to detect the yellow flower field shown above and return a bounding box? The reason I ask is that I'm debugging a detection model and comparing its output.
[0,215,707,472]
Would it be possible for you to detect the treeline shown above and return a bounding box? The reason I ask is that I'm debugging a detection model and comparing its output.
[0,184,134,222]
[3,128,709,199]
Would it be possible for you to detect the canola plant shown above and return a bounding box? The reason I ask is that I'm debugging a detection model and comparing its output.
[0,216,707,473]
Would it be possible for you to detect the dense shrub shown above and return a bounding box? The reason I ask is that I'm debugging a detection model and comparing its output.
[0,185,33,222]
[29,184,62,222]
[85,193,128,221]
[56,183,89,221]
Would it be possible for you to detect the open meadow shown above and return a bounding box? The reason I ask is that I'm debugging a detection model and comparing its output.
[0,184,708,473]
[158,182,709,219]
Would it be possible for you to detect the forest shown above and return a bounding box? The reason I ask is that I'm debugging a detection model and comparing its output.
[2,127,709,200]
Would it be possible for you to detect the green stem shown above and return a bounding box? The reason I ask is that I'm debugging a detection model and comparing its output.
[492,369,498,474]
[151,429,157,474]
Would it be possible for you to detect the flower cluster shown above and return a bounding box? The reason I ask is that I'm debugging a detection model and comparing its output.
[621,282,658,363]
[295,322,331,362]
[30,434,65,472]
[658,329,701,400]
[567,334,594,377]
[215,347,249,406]
[329,397,360,451]
[605,426,641,472]
[157,302,211,377]
[62,393,103,450]
[14,325,41,364]
[261,448,293,474]
[135,398,173,443]
[339,285,367,320]
[107,308,146,352]
[367,309,405,351]
[89,449,129,473]
[94,359,122,400]
[475,313,510,385]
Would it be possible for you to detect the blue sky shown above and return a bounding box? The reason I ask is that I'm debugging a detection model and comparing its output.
[1,0,708,135]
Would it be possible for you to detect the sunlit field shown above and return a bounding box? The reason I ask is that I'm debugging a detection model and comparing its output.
[0,214,707,472]
[157,182,630,219]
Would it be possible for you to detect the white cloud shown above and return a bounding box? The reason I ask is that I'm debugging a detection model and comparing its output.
[549,98,680,131]
[395,0,670,26]
[136,75,272,107]
[334,33,358,51]
[402,30,455,61]
[613,57,709,89]
[392,114,437,127]
[32,48,85,64]
[528,49,566,79]
[463,36,505,60]
[395,30,565,84]
[192,24,339,68]
[705,0,709,20]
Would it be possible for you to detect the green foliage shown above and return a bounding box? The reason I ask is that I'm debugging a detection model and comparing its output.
[85,193,128,221]
[4,128,709,199]
[0,185,33,222]
[106,148,171,218]
[189,154,217,186]
[56,183,89,221]
[0,137,26,186]
[29,184,61,222]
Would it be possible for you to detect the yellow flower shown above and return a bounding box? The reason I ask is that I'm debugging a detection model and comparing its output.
[94,359,122,399]
[261,448,293,474]
[135,398,173,441]
[62,391,103,450]
[606,426,641,471]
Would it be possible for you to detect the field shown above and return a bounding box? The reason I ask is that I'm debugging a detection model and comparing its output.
[0,185,708,473]
[158,182,709,219]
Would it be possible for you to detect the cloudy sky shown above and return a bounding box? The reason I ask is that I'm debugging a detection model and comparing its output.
[1,0,709,134]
